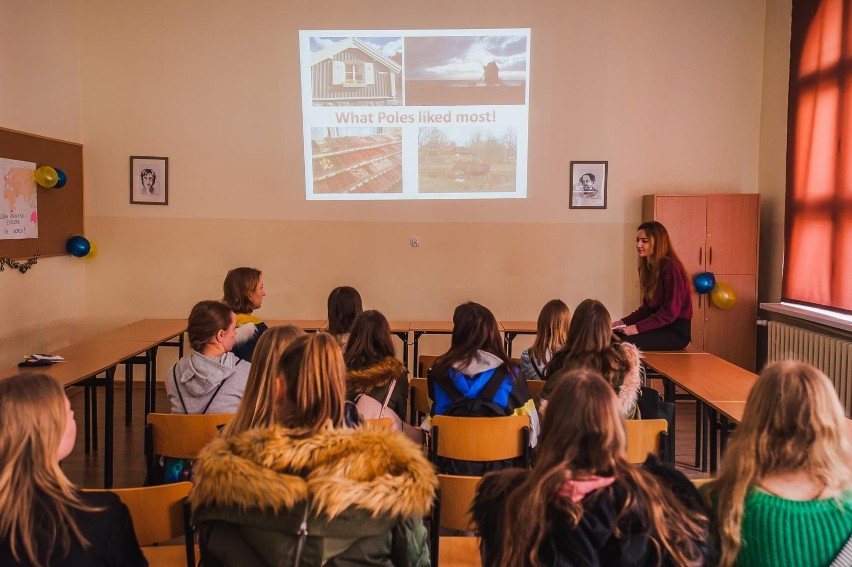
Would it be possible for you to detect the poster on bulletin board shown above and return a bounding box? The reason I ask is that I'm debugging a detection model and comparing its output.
[0,157,38,240]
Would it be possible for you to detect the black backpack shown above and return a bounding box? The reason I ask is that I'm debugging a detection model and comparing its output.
[430,366,511,417]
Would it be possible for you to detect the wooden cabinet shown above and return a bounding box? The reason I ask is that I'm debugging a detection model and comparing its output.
[642,194,759,370]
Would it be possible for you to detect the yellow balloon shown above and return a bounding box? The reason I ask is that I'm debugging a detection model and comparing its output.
[35,166,58,188]
[85,242,98,259]
[710,282,737,310]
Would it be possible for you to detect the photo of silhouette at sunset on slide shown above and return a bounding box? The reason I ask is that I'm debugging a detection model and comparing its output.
[405,34,528,106]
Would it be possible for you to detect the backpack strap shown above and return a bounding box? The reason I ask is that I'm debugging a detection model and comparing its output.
[378,378,397,418]
[830,532,852,567]
[430,368,467,403]
[200,379,227,415]
[531,356,546,380]
[479,365,510,404]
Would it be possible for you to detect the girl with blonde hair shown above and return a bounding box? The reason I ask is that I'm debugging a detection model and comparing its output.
[191,333,436,566]
[706,361,852,567]
[222,324,305,437]
[0,374,146,567]
[473,368,713,566]
[519,299,571,381]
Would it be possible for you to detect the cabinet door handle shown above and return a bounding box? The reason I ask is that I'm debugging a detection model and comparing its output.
[699,247,703,265]
[709,246,713,266]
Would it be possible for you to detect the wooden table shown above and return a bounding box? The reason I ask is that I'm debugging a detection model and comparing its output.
[266,319,327,332]
[410,321,454,373]
[387,321,412,369]
[642,352,757,473]
[0,338,159,488]
[500,321,536,357]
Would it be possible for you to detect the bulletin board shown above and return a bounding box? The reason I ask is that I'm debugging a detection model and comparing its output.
[0,126,83,259]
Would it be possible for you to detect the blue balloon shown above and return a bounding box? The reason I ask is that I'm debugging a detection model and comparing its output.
[693,272,716,294]
[54,168,67,188]
[66,235,91,258]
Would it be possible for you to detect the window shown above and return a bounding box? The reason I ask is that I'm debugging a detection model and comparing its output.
[785,0,852,313]
[332,61,375,86]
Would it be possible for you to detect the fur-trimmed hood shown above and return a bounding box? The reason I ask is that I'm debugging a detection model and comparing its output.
[189,424,436,521]
[347,357,407,396]
[614,341,642,416]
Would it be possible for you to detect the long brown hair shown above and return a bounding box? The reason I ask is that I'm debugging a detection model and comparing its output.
[344,310,395,370]
[481,369,708,566]
[0,374,98,567]
[327,286,363,335]
[222,267,262,314]
[706,361,852,567]
[636,221,689,303]
[223,325,305,436]
[433,301,513,378]
[277,333,347,434]
[546,299,628,387]
[529,299,571,366]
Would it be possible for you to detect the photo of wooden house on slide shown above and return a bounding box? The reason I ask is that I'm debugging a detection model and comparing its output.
[311,128,402,194]
[309,37,402,106]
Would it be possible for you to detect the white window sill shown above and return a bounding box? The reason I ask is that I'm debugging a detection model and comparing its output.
[760,302,852,334]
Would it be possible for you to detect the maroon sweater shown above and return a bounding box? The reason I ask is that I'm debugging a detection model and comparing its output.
[622,260,693,333]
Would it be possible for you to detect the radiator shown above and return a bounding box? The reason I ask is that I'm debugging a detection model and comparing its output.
[767,321,852,415]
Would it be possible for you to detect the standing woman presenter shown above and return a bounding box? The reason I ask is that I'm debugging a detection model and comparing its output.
[613,221,693,351]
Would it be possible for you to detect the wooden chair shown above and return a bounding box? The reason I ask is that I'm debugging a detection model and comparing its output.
[87,482,197,566]
[145,413,232,484]
[417,354,439,378]
[409,377,431,426]
[527,379,545,401]
[438,536,481,567]
[691,478,713,489]
[625,419,668,464]
[428,415,530,566]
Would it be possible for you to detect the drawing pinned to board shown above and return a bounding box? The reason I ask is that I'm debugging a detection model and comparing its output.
[130,156,168,205]
[1,157,38,240]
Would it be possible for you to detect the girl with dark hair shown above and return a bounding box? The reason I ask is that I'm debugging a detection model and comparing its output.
[222,267,268,361]
[0,374,146,567]
[614,221,693,351]
[344,310,409,430]
[544,299,641,418]
[191,333,436,566]
[327,286,363,348]
[519,299,571,381]
[473,368,714,567]
[166,300,250,414]
[427,301,539,474]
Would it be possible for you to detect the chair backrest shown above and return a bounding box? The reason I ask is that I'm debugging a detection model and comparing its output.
[409,377,431,425]
[418,354,439,378]
[146,413,233,459]
[431,414,529,463]
[625,419,668,463]
[87,482,192,545]
[692,478,713,489]
[436,474,480,531]
[527,379,545,400]
[364,417,394,431]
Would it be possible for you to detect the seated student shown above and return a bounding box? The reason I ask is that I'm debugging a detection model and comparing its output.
[222,267,268,361]
[167,300,250,414]
[543,299,641,419]
[705,361,852,567]
[327,286,363,348]
[519,299,571,381]
[222,325,305,437]
[427,301,539,475]
[344,310,408,430]
[473,368,714,567]
[0,374,147,567]
[191,333,436,567]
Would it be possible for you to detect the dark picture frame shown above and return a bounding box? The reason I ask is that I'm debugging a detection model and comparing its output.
[569,161,608,209]
[130,156,168,205]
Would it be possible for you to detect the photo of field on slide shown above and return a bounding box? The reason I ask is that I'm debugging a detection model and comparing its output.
[311,127,402,194]
[405,34,528,106]
[418,124,517,193]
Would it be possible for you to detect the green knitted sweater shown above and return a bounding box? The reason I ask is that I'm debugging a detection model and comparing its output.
[735,487,852,567]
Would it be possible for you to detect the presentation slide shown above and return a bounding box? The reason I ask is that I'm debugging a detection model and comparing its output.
[299,29,531,200]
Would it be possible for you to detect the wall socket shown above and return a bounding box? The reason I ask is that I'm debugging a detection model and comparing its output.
[410,236,420,248]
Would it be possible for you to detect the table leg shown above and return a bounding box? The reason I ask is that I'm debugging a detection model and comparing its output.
[104,366,115,488]
[707,407,719,475]
[505,331,517,357]
[393,331,410,371]
[662,376,676,463]
[148,347,159,415]
[84,385,91,454]
[413,331,424,376]
[125,362,133,426]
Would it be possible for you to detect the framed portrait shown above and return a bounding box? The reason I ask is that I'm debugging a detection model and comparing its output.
[130,156,168,205]
[569,161,608,209]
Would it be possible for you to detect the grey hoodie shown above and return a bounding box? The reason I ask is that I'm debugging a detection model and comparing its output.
[165,352,249,414]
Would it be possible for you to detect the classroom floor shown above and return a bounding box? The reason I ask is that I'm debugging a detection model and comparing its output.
[61,380,712,489]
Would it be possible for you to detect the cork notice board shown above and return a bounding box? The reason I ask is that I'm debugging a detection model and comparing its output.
[0,127,83,259]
